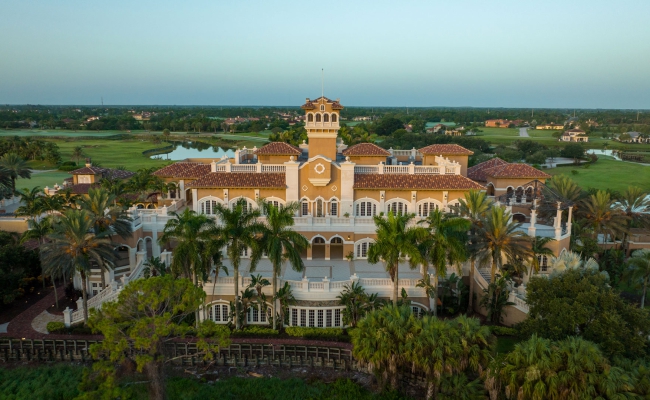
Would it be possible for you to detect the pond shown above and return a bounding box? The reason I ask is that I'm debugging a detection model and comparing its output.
[586,149,621,160]
[151,141,235,161]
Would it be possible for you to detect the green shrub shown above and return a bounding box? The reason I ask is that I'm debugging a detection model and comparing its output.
[285,326,345,339]
[231,326,279,337]
[59,161,77,167]
[489,326,518,336]
[197,320,231,338]
[47,321,66,333]
[58,165,78,171]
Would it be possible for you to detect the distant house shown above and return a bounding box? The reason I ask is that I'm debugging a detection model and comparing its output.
[445,129,463,137]
[618,131,647,143]
[485,119,512,128]
[560,129,588,142]
[536,123,564,130]
[85,116,100,123]
[426,123,447,134]
[353,116,372,121]
[404,124,413,133]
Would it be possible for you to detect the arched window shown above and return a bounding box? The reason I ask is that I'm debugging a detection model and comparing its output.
[332,114,337,122]
[313,237,325,244]
[486,183,495,197]
[515,187,524,203]
[330,200,338,217]
[418,202,439,217]
[323,113,329,123]
[386,201,408,216]
[168,183,177,199]
[307,113,313,122]
[301,200,309,216]
[320,105,325,111]
[355,201,377,217]
[331,237,343,244]
[231,198,254,214]
[316,199,324,217]
[208,303,230,323]
[525,187,534,202]
[247,303,271,324]
[315,113,322,122]
[200,199,219,215]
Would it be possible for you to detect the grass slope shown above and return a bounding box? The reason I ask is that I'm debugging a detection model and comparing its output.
[16,171,72,191]
[547,156,650,192]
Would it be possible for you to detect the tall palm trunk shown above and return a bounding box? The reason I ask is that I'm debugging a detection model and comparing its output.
[234,261,241,329]
[52,276,59,310]
[432,274,438,317]
[81,271,89,324]
[642,278,648,309]
[468,258,476,312]
[392,262,399,306]
[272,268,278,330]
[490,257,497,283]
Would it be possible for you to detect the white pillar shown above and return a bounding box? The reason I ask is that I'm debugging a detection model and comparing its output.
[528,209,537,237]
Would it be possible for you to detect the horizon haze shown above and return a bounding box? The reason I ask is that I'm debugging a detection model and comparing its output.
[1,0,649,109]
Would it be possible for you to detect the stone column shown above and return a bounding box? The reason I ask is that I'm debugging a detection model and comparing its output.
[63,308,72,327]
[306,246,313,261]
[325,244,330,261]
[528,208,537,237]
[554,201,562,240]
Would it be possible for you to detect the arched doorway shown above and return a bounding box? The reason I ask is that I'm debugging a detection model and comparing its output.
[486,183,495,197]
[312,237,326,259]
[330,237,344,259]
[512,213,526,223]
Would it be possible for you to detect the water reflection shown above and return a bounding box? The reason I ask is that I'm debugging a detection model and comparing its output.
[151,141,235,160]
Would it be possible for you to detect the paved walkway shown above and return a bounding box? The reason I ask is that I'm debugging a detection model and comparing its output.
[31,310,63,334]
[0,284,66,339]
[519,128,529,137]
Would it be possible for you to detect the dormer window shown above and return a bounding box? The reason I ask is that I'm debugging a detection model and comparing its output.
[320,105,325,111]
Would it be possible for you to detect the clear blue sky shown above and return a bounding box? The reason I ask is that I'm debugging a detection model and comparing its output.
[1,0,649,108]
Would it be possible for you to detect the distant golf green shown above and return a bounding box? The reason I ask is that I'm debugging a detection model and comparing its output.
[547,156,650,192]
[16,171,72,191]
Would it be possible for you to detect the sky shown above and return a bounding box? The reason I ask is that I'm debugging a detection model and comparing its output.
[1,0,649,108]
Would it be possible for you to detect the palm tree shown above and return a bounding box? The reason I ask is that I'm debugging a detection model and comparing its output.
[368,212,426,306]
[274,282,296,327]
[14,187,43,218]
[529,236,555,274]
[213,198,264,329]
[475,206,532,282]
[416,274,437,315]
[480,274,514,324]
[548,250,599,273]
[143,256,169,278]
[158,208,215,283]
[40,194,65,214]
[547,174,583,204]
[418,209,470,316]
[79,188,133,288]
[351,305,415,391]
[0,166,13,193]
[21,216,54,291]
[625,249,650,308]
[40,210,115,324]
[71,146,85,165]
[257,201,308,329]
[406,316,460,399]
[615,186,650,251]
[581,190,629,245]
[0,153,31,193]
[337,281,374,327]
[458,189,491,311]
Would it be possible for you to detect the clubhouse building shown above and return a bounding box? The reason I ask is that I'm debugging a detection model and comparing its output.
[63,96,576,328]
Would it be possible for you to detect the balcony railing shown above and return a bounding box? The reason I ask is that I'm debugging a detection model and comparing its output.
[354,163,461,175]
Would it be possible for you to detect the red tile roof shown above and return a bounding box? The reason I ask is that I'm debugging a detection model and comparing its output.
[300,96,344,110]
[482,163,551,179]
[418,144,474,155]
[69,166,134,179]
[254,142,302,155]
[153,163,210,178]
[353,174,485,190]
[187,173,286,188]
[342,143,390,157]
[467,158,509,182]
[67,183,96,194]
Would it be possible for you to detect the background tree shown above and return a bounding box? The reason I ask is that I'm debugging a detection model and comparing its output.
[625,249,650,308]
[560,143,585,163]
[85,276,230,400]
[615,186,650,250]
[71,146,85,165]
[162,128,170,139]
[368,212,426,306]
[580,190,628,244]
[520,268,650,358]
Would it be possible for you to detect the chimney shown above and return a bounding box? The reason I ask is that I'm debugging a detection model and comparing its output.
[85,158,92,167]
[210,160,217,173]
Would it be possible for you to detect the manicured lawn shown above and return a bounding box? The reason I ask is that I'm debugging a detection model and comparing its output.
[16,171,72,191]
[547,156,650,192]
[0,129,147,137]
[51,139,171,171]
[475,127,520,137]
[528,129,560,138]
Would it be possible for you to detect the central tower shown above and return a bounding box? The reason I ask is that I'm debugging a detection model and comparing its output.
[301,97,343,160]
